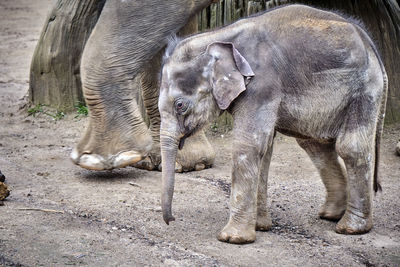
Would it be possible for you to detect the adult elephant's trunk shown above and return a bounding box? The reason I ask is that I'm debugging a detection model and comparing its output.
[160,120,180,225]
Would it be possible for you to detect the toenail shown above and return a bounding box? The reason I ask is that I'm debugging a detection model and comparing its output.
[113,151,143,168]
[79,154,105,170]
[70,148,80,163]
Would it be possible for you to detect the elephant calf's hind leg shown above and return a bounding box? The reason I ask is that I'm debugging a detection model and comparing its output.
[297,139,347,221]
[335,130,374,234]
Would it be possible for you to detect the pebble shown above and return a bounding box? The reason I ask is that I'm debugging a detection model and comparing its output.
[0,171,5,182]
[0,182,10,201]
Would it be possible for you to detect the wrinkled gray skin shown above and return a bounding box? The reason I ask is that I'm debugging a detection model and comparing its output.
[70,0,218,171]
[159,4,388,244]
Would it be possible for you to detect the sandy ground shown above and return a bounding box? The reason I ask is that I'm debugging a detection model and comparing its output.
[0,1,399,266]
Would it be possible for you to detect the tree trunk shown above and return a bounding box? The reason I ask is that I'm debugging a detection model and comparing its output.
[29,0,106,111]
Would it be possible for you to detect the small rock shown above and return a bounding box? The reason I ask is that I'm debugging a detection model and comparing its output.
[0,171,5,182]
[0,182,10,201]
[37,172,50,177]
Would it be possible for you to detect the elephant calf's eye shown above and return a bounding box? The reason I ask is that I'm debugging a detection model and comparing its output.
[174,98,189,115]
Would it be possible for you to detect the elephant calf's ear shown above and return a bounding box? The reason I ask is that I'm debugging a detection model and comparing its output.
[206,42,254,110]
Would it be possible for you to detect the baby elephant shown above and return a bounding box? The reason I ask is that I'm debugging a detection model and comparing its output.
[158,4,387,244]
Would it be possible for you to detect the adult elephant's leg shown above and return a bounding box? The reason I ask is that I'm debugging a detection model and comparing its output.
[131,51,163,171]
[72,75,150,170]
[296,139,347,221]
[135,16,215,172]
[70,0,215,170]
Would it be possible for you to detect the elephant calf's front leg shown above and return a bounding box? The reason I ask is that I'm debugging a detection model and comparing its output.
[256,140,274,231]
[218,141,263,244]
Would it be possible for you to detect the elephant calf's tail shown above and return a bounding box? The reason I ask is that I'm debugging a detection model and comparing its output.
[373,70,387,193]
[352,23,387,193]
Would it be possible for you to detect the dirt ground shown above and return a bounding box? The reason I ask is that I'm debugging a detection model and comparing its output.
[0,1,399,266]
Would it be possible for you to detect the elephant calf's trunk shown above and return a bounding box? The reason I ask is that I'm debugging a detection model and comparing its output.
[160,133,179,225]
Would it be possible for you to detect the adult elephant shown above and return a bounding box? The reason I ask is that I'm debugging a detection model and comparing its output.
[70,0,218,171]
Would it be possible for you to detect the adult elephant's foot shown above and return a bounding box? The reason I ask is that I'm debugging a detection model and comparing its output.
[134,130,215,172]
[71,150,145,170]
[71,119,153,170]
[218,221,256,244]
[176,130,215,172]
[335,209,372,234]
[132,144,161,171]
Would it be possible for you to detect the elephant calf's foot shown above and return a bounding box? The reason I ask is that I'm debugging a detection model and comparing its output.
[71,149,145,170]
[256,212,272,231]
[218,222,256,244]
[335,210,372,235]
[319,202,346,221]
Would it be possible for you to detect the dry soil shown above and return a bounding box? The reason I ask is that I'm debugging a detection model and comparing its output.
[0,1,399,266]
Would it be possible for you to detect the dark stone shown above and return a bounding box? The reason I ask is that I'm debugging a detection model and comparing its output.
[0,170,5,182]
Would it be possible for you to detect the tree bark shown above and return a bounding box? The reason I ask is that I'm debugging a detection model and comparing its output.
[29,0,106,110]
